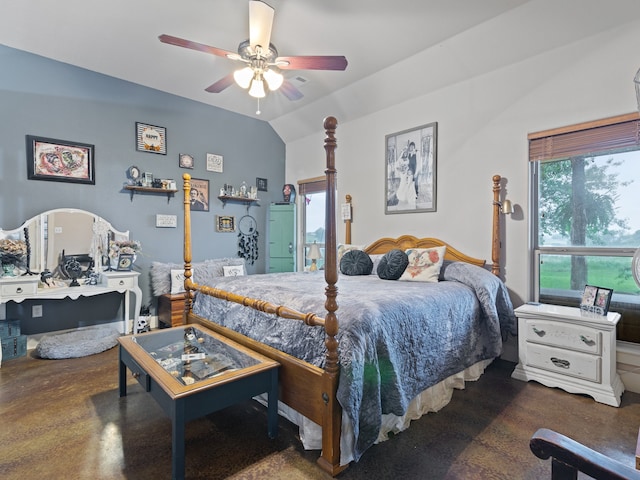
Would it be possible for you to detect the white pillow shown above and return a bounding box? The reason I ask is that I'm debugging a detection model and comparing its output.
[399,246,446,283]
[170,269,186,294]
[223,265,245,277]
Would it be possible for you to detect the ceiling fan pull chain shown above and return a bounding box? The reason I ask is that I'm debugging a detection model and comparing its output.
[256,98,261,115]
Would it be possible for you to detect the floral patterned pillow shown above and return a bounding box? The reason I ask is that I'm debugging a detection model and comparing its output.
[399,246,447,282]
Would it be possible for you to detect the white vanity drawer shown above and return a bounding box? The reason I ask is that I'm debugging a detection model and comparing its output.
[105,276,135,289]
[525,342,601,383]
[0,278,39,296]
[524,319,601,355]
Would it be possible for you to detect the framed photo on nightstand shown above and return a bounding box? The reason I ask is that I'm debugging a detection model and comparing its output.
[580,284,613,315]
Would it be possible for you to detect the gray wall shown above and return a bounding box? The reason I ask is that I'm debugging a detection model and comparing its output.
[0,45,285,334]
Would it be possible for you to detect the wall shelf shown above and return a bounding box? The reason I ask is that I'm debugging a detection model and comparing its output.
[218,195,260,210]
[124,185,177,203]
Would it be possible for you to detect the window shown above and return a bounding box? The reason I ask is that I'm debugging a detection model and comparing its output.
[298,177,326,270]
[530,113,640,342]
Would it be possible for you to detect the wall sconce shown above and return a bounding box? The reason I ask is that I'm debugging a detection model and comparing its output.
[307,242,322,272]
[494,199,514,215]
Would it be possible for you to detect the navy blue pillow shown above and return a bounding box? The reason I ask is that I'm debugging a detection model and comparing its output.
[377,249,409,280]
[340,250,373,276]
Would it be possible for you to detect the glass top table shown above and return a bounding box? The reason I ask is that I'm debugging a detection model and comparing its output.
[118,324,279,479]
[132,324,261,387]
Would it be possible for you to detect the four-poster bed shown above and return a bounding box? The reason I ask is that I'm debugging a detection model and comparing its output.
[180,117,515,475]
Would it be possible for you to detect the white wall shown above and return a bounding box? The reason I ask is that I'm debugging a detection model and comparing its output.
[284,16,640,309]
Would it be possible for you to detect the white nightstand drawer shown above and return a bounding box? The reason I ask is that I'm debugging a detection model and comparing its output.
[105,276,135,289]
[525,343,601,383]
[0,278,39,296]
[524,319,601,355]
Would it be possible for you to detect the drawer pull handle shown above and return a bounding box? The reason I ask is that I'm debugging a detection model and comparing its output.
[532,327,546,337]
[119,280,125,286]
[132,372,140,379]
[550,357,570,369]
[16,287,23,293]
[580,335,595,346]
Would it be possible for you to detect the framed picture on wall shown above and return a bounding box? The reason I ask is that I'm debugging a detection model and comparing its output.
[385,122,437,214]
[179,153,194,169]
[215,215,235,232]
[26,135,95,184]
[136,122,166,155]
[256,177,268,191]
[189,178,209,212]
[206,153,223,173]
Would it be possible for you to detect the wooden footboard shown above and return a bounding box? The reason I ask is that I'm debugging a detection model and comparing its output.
[182,117,345,476]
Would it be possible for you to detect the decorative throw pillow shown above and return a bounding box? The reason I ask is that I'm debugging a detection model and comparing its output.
[337,244,365,263]
[377,249,409,280]
[399,246,447,282]
[368,254,384,275]
[223,265,245,277]
[340,250,373,276]
[170,269,187,294]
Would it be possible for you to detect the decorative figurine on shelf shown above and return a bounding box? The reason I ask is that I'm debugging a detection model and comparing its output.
[282,184,296,203]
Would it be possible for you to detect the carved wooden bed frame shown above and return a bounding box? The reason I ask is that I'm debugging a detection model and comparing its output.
[181,116,506,475]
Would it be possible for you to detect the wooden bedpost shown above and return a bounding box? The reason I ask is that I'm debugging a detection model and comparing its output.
[344,194,352,245]
[318,116,345,476]
[183,173,194,316]
[491,174,502,277]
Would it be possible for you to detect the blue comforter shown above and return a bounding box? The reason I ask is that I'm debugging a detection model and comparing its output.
[192,262,516,461]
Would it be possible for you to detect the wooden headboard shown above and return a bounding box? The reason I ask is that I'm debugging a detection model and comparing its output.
[343,174,505,276]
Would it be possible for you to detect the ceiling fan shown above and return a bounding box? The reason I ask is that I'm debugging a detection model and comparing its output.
[159,0,348,102]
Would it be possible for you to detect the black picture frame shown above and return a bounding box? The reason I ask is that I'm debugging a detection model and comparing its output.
[117,253,134,271]
[580,284,613,315]
[136,122,166,155]
[385,122,437,214]
[256,177,268,191]
[179,153,194,169]
[26,135,95,185]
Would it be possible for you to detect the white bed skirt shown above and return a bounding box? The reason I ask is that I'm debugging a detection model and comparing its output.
[258,357,494,466]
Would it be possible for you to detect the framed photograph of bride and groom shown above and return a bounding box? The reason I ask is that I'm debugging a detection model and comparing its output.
[385,122,437,214]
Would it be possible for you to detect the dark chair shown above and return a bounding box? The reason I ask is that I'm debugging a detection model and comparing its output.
[530,428,640,480]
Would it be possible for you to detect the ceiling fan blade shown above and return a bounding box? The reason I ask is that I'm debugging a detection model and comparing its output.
[280,80,304,101]
[249,0,274,50]
[276,55,348,71]
[205,73,236,93]
[159,34,237,59]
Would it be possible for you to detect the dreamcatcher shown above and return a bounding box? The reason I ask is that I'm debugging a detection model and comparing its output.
[238,215,259,265]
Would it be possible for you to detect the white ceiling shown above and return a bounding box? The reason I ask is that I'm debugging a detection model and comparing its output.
[0,1,530,121]
[2,1,640,143]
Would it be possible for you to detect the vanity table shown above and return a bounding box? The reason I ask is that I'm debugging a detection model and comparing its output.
[0,208,142,339]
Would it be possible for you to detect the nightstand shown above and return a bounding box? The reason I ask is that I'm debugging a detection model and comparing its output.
[511,303,624,407]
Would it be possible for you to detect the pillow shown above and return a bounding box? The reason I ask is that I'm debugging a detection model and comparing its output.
[376,249,409,280]
[223,265,245,277]
[170,269,186,294]
[399,246,447,283]
[340,250,373,276]
[369,254,384,275]
[337,244,365,263]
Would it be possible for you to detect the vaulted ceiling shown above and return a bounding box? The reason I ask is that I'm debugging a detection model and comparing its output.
[2,1,640,142]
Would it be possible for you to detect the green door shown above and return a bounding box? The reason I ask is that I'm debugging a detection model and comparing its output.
[268,204,295,272]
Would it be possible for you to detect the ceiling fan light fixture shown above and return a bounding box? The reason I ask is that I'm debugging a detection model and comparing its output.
[263,68,283,91]
[234,66,254,89]
[248,77,266,98]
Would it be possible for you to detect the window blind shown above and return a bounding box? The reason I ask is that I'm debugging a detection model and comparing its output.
[298,176,326,195]
[528,112,640,162]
